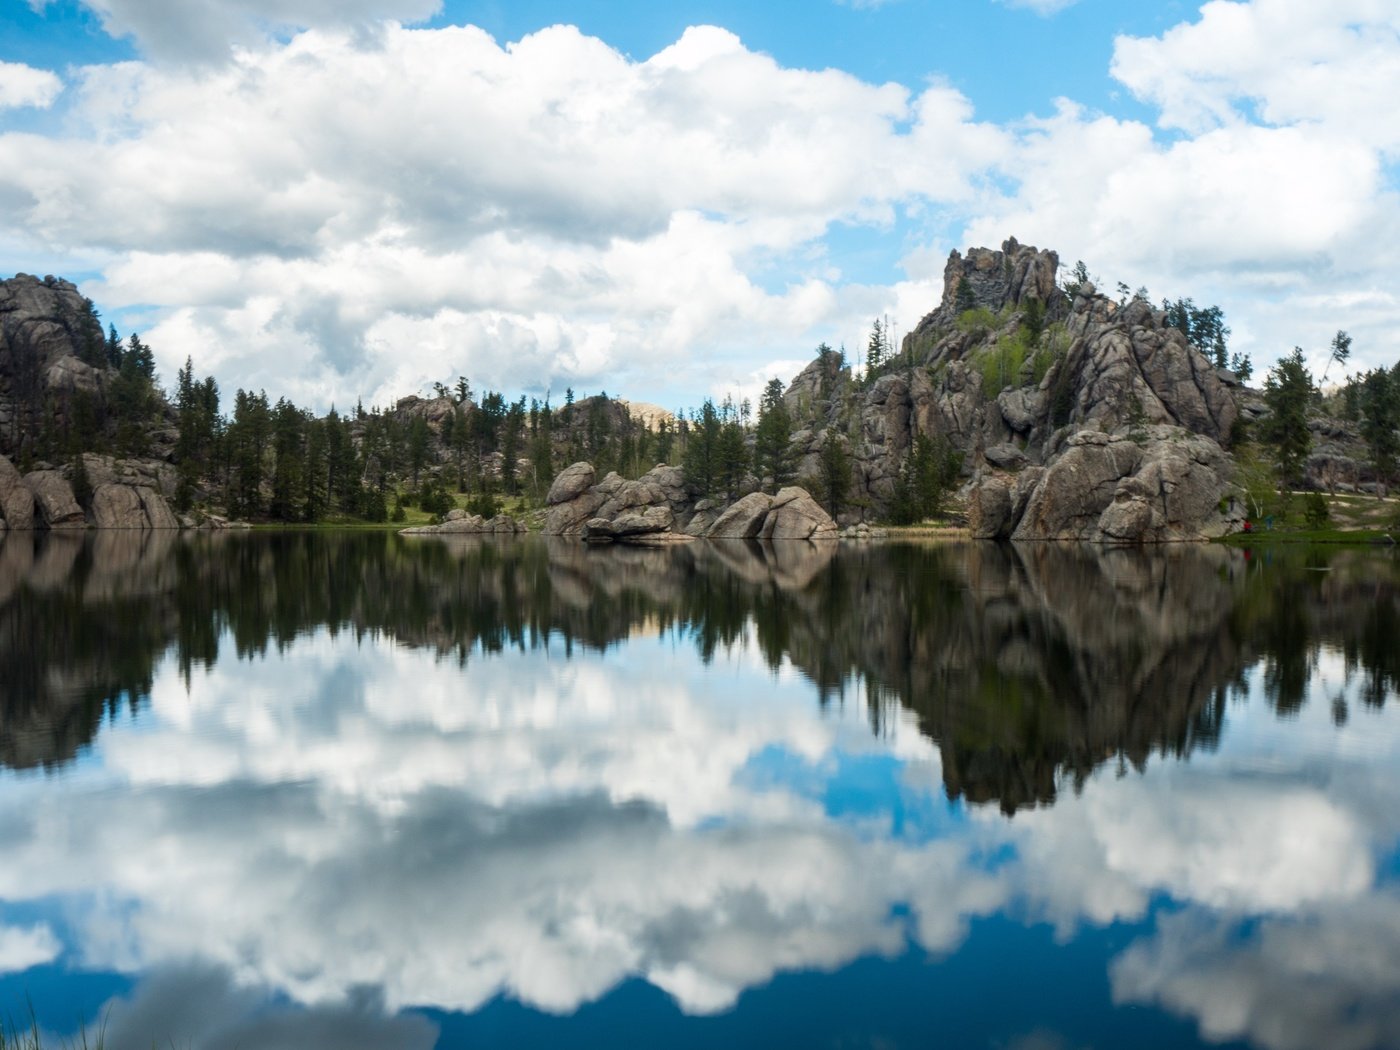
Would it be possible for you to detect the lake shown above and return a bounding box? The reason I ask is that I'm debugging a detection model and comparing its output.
[0,531,1397,1049]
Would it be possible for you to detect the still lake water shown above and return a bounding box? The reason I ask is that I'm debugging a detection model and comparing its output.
[0,531,1397,1049]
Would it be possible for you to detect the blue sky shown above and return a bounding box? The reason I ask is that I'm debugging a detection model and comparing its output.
[1,0,1397,410]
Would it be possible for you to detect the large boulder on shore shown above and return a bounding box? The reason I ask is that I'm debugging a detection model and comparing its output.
[707,492,774,538]
[0,454,35,530]
[89,483,179,529]
[24,470,85,529]
[759,488,839,541]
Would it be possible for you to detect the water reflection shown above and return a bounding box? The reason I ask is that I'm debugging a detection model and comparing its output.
[0,531,1396,1049]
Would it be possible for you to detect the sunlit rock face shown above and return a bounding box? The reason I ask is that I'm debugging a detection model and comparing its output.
[0,532,1397,1048]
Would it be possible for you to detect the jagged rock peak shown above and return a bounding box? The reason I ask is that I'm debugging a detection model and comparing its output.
[936,237,1060,318]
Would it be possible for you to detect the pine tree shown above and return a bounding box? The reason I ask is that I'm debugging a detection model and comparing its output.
[815,431,853,519]
[753,378,793,493]
[682,399,721,497]
[1261,348,1315,493]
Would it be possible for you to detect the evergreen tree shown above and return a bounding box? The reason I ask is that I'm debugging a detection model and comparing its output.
[408,415,431,486]
[269,397,306,521]
[753,378,793,493]
[955,275,977,313]
[1360,367,1399,496]
[1261,348,1315,493]
[865,318,885,378]
[888,434,961,525]
[716,417,749,500]
[815,430,853,519]
[682,399,721,497]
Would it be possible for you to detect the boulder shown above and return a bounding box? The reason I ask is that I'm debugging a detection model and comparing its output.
[706,492,774,539]
[400,514,526,536]
[90,484,155,529]
[24,470,85,529]
[583,506,676,544]
[547,462,596,505]
[0,454,35,530]
[760,487,838,541]
[970,476,1014,539]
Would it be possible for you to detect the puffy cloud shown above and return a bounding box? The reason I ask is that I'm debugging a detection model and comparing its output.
[0,23,1004,406]
[0,922,61,973]
[1110,0,1400,153]
[0,631,1012,1020]
[1111,903,1400,1050]
[0,60,62,110]
[68,0,443,63]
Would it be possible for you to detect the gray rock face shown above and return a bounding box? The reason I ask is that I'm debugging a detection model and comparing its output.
[89,483,179,529]
[545,464,693,537]
[778,238,1244,540]
[707,492,774,538]
[400,514,526,536]
[760,488,839,541]
[582,505,679,544]
[546,461,596,506]
[0,454,35,530]
[972,427,1238,544]
[24,470,85,529]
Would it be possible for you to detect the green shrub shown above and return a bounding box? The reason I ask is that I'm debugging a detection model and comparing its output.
[1304,491,1331,528]
[956,307,998,339]
[974,330,1031,392]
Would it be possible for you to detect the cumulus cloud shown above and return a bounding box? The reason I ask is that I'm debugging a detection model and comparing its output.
[0,922,61,973]
[0,23,1003,406]
[0,60,62,110]
[67,0,443,63]
[958,2,1400,379]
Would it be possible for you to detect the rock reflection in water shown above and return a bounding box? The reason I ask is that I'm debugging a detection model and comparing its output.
[1,531,1397,812]
[0,530,1398,1049]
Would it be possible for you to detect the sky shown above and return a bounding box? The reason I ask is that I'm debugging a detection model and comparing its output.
[1,0,1398,412]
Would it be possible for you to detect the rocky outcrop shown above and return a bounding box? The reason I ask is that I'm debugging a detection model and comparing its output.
[400,511,526,536]
[545,463,692,538]
[0,452,180,530]
[971,427,1238,543]
[89,483,179,529]
[779,238,1244,540]
[0,455,35,531]
[24,471,85,529]
[543,461,838,544]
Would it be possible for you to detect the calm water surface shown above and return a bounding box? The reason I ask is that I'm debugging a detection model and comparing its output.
[0,532,1397,1050]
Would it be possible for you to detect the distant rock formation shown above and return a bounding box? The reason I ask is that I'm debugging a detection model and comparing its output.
[400,509,527,536]
[543,461,837,544]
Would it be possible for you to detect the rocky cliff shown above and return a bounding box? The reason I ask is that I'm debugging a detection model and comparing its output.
[783,238,1244,542]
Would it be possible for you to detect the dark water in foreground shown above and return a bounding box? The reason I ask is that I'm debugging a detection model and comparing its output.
[0,531,1398,1050]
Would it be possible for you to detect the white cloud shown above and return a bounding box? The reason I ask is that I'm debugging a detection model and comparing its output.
[0,23,1005,407]
[0,923,61,974]
[68,0,443,62]
[0,60,62,110]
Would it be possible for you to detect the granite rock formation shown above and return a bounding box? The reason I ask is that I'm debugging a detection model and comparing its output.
[781,238,1243,541]
[544,461,836,544]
